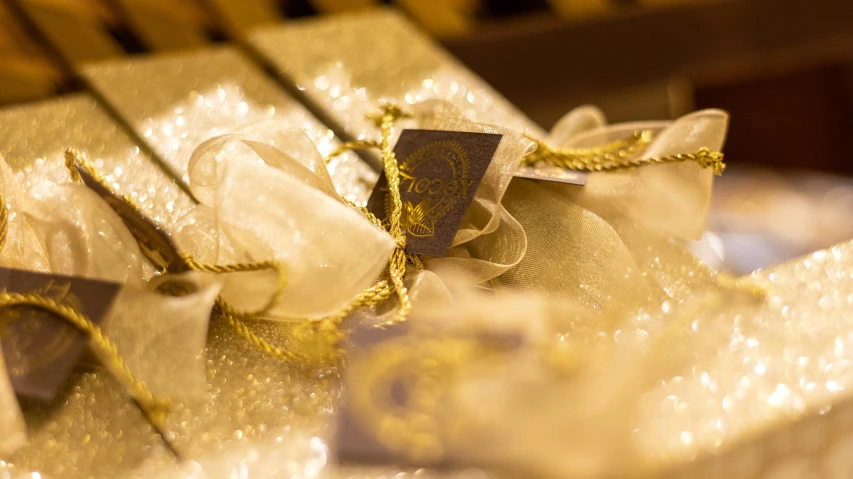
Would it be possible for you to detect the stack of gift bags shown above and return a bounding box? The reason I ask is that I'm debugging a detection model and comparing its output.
[1,9,852,479]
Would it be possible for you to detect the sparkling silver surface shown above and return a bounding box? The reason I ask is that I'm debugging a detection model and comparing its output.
[635,241,853,472]
[0,94,194,226]
[248,9,546,144]
[81,46,375,204]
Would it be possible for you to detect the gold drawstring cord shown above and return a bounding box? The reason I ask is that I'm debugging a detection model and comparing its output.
[65,106,727,364]
[326,140,381,162]
[180,253,287,317]
[180,254,301,361]
[66,149,289,315]
[214,299,308,362]
[368,104,413,327]
[522,130,726,176]
[67,147,357,362]
[0,190,7,254]
[0,291,171,426]
[313,104,415,329]
[65,149,306,362]
[66,149,95,185]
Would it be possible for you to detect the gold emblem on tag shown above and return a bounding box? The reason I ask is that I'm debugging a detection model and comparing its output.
[368,131,501,256]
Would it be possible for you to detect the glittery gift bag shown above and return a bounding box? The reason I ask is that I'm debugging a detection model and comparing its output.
[0,132,217,477]
[0,96,333,479]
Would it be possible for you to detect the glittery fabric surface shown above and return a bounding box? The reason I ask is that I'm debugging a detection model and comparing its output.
[0,94,193,226]
[248,9,546,145]
[80,46,375,204]
[0,94,181,478]
[0,89,468,479]
[0,95,332,479]
[635,241,853,477]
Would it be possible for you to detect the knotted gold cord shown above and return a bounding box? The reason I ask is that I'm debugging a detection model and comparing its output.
[522,130,726,175]
[0,292,171,426]
[322,104,414,329]
[369,105,413,326]
[62,106,729,364]
[0,189,7,254]
[65,150,288,315]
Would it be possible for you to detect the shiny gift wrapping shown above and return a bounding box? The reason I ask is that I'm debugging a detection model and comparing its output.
[248,9,546,144]
[0,17,845,479]
[492,240,853,479]
[80,46,376,204]
[0,94,193,226]
[0,147,217,477]
[340,222,853,478]
[0,97,336,479]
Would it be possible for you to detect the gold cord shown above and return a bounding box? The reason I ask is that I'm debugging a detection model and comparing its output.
[179,255,303,361]
[0,190,7,254]
[65,150,152,226]
[309,104,416,329]
[0,291,171,426]
[180,253,287,316]
[65,149,306,362]
[66,149,99,185]
[523,130,726,176]
[62,106,728,366]
[214,300,307,362]
[327,140,381,162]
[369,104,413,327]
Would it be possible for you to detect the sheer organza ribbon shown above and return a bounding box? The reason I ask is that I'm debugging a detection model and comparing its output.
[498,107,730,318]
[342,106,739,475]
[175,100,534,325]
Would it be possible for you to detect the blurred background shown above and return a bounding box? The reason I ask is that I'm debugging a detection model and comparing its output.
[1,0,853,273]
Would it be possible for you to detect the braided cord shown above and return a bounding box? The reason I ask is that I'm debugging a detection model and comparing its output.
[63,106,729,367]
[66,149,306,362]
[215,300,308,362]
[370,105,413,327]
[327,140,381,162]
[304,105,416,330]
[0,190,7,254]
[181,253,287,316]
[522,130,726,176]
[0,292,170,426]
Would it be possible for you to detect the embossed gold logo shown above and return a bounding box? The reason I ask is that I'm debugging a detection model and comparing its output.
[384,140,472,237]
[0,282,79,377]
[366,129,502,256]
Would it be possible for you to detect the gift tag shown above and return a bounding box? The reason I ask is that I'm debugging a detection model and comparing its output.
[336,322,520,467]
[70,161,188,273]
[0,267,122,400]
[367,129,502,257]
[514,163,588,185]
